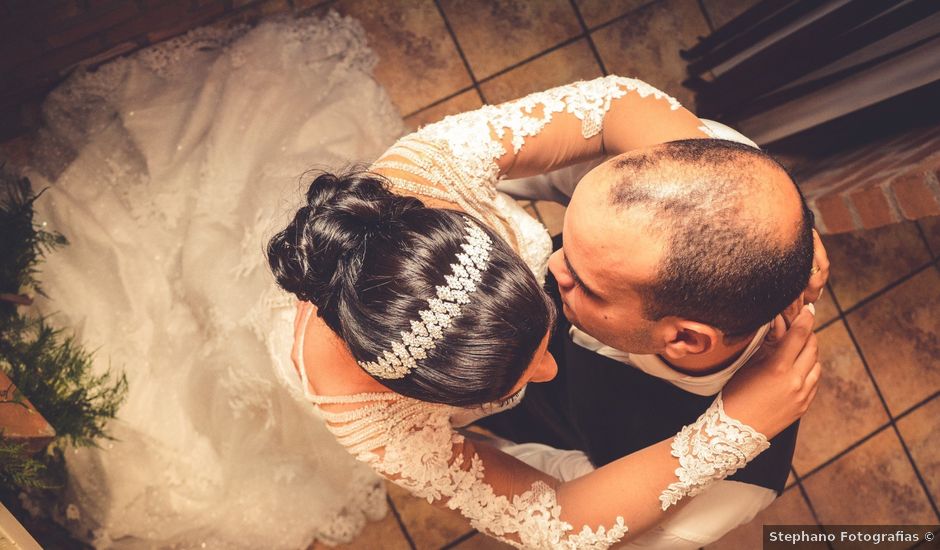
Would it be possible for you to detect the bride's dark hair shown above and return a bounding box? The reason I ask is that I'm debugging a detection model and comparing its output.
[267,171,554,406]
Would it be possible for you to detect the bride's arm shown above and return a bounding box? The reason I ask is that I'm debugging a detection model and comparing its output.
[371,75,707,202]
[310,308,819,549]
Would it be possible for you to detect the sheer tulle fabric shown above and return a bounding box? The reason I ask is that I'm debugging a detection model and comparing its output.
[24,13,402,549]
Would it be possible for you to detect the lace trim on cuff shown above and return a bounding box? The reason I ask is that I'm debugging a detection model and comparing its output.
[660,393,771,510]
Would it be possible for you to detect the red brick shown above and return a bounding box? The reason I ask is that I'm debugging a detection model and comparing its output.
[890,161,940,220]
[850,183,900,229]
[813,193,859,234]
[44,2,139,49]
[0,370,56,454]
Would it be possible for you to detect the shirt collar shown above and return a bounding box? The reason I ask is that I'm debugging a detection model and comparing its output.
[568,323,771,396]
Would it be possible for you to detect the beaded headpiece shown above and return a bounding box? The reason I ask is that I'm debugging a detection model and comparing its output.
[358,218,493,379]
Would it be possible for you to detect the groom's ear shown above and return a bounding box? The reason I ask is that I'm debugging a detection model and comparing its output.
[660,320,719,359]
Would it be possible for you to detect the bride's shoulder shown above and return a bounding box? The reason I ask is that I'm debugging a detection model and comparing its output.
[301,310,390,398]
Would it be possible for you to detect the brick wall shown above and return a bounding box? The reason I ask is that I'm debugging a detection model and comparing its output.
[798,125,940,234]
[0,0,324,140]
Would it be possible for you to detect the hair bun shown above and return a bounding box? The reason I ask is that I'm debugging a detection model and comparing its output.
[267,171,422,311]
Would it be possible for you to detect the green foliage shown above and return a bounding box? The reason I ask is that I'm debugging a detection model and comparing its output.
[0,173,66,318]
[1,314,128,447]
[0,168,127,492]
[0,436,59,490]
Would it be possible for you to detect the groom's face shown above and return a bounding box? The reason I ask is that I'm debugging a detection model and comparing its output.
[547,162,668,354]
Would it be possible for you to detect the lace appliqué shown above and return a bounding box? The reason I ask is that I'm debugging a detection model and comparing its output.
[314,392,627,549]
[372,76,680,251]
[660,393,770,511]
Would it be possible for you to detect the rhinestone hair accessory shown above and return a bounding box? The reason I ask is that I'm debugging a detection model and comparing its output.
[358,217,493,379]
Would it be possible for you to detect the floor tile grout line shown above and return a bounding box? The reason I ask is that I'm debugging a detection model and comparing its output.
[530,201,547,225]
[839,299,940,520]
[405,8,589,118]
[815,314,841,333]
[915,219,937,260]
[374,29,590,121]
[585,0,662,35]
[890,421,940,521]
[834,260,934,319]
[567,0,608,76]
[893,391,940,423]
[439,529,478,550]
[794,392,938,484]
[433,0,487,105]
[793,479,835,550]
[386,493,418,550]
[402,85,479,119]
[798,422,892,482]
[405,0,667,121]
[475,33,588,87]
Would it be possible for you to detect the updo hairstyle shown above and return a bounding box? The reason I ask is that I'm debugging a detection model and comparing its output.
[267,171,554,406]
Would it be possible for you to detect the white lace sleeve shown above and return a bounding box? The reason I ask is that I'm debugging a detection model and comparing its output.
[371,76,681,244]
[659,393,770,510]
[314,393,627,549]
[310,389,768,549]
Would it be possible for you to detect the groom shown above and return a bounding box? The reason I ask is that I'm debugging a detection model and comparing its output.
[472,108,826,546]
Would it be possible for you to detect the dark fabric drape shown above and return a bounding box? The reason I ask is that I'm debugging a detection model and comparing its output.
[684,0,940,145]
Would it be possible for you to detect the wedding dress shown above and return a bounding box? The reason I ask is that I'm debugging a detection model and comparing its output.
[21,13,405,549]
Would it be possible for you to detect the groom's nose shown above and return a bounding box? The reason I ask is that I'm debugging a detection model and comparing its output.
[548,250,576,291]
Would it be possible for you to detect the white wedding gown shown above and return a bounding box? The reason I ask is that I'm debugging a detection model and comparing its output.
[22,13,406,549]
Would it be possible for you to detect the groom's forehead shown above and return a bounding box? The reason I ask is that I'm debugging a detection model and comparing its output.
[564,195,665,294]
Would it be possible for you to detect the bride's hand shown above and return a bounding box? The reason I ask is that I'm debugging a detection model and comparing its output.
[721,305,821,438]
[804,229,830,303]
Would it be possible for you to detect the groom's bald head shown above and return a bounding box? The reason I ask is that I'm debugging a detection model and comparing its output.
[607,139,813,338]
[552,138,814,355]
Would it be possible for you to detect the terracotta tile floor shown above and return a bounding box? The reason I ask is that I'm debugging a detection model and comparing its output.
[4,1,938,548]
